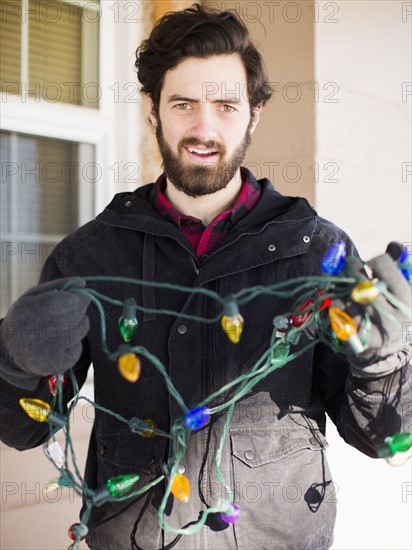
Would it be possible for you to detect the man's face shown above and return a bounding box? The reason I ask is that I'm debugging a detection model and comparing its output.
[148,54,261,197]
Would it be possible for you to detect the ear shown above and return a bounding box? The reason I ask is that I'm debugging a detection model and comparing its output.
[147,96,159,128]
[249,103,263,134]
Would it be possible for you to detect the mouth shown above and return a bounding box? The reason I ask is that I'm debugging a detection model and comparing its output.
[184,146,219,161]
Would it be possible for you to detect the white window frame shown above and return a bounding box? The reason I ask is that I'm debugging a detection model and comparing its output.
[1,0,143,377]
[1,0,142,215]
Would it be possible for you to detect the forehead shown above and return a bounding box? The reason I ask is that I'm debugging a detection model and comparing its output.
[161,54,249,103]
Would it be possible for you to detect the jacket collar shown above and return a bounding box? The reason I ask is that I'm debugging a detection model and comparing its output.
[95,170,318,281]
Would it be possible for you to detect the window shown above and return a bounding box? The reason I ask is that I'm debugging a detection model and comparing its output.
[1,0,141,315]
[1,0,100,107]
[0,130,96,316]
[0,0,109,314]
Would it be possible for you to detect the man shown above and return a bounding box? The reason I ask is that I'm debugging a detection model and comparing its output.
[0,4,410,549]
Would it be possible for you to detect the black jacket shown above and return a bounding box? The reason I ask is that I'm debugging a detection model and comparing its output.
[1,173,411,549]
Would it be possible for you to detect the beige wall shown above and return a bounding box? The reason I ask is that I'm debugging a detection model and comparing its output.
[315,0,411,258]
[204,0,316,203]
[205,0,411,259]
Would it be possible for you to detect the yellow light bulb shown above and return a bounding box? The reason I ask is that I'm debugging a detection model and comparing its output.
[140,418,157,438]
[19,398,51,422]
[117,353,141,383]
[221,314,244,344]
[351,280,385,304]
[171,473,190,503]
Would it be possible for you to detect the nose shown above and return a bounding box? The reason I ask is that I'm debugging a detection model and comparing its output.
[189,105,218,143]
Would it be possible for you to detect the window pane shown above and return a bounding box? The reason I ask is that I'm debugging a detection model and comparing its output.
[17,134,79,234]
[0,0,100,108]
[29,0,83,105]
[0,0,21,95]
[0,130,96,316]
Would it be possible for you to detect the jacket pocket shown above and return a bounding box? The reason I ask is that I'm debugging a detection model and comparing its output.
[96,430,165,474]
[229,427,336,550]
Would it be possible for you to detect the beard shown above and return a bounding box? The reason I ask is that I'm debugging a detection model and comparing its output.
[155,117,253,198]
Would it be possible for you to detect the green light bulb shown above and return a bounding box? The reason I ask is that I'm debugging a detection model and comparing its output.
[106,474,140,498]
[270,343,290,365]
[378,433,412,458]
[118,298,139,342]
[386,433,412,455]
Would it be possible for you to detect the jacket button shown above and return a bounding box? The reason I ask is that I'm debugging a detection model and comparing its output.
[177,464,186,474]
[267,244,276,252]
[125,200,132,207]
[244,450,255,461]
[309,437,320,446]
[177,324,188,335]
[303,235,310,243]
[98,444,106,456]
[200,253,209,263]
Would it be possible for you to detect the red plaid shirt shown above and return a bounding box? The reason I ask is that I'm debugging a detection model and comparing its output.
[152,168,261,259]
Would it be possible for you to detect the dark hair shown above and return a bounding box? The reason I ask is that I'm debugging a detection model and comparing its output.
[135,3,273,112]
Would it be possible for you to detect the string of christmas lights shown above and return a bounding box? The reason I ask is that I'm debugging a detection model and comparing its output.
[17,242,412,548]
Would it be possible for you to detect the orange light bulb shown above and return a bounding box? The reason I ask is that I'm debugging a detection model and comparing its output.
[171,473,190,503]
[329,307,364,353]
[329,307,357,341]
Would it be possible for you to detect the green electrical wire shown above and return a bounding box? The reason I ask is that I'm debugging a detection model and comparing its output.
[28,270,410,547]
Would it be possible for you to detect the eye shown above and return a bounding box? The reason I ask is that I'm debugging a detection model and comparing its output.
[221,104,236,113]
[174,103,191,110]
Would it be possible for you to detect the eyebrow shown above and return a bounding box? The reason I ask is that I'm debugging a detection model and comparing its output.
[167,94,241,104]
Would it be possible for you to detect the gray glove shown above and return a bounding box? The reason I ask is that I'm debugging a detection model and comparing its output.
[0,278,91,390]
[344,244,411,378]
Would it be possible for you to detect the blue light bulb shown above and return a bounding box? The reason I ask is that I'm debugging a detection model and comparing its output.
[399,246,412,282]
[184,407,211,430]
[321,240,346,275]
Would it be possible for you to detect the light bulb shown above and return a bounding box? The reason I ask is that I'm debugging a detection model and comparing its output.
[378,433,412,458]
[184,407,211,430]
[68,523,88,541]
[321,241,346,275]
[106,474,140,498]
[117,346,141,382]
[291,298,313,327]
[399,246,412,282]
[19,398,51,422]
[221,298,244,343]
[118,298,139,342]
[329,307,364,353]
[220,503,240,524]
[318,289,332,311]
[19,398,66,427]
[48,374,67,397]
[351,280,386,304]
[171,473,190,503]
[270,343,290,365]
[140,418,158,438]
